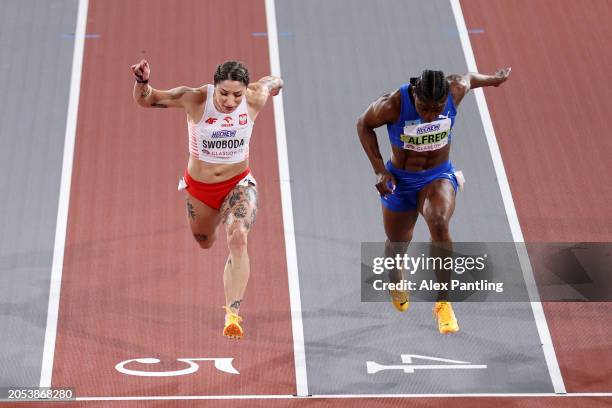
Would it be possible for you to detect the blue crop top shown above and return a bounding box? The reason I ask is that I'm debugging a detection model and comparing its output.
[386,84,457,151]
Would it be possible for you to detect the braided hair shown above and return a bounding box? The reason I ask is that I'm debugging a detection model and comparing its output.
[214,60,250,86]
[409,70,449,103]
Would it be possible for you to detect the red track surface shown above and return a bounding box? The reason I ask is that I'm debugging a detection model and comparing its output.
[51,0,296,396]
[462,0,612,392]
[11,396,612,408]
[41,0,612,404]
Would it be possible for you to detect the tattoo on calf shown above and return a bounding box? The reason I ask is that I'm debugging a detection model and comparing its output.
[194,234,208,243]
[230,299,242,310]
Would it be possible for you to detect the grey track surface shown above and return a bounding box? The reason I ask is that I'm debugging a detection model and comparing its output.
[0,0,77,386]
[276,0,553,394]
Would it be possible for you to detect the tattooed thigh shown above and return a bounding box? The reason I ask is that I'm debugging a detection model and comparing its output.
[221,184,258,230]
[184,196,196,221]
[183,193,222,248]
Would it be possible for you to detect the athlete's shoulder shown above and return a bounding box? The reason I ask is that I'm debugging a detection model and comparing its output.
[447,73,468,87]
[373,90,401,122]
[194,84,209,100]
[174,85,207,107]
[246,82,268,102]
[446,74,469,95]
[247,81,265,92]
[359,90,401,128]
[245,82,269,112]
[446,74,469,106]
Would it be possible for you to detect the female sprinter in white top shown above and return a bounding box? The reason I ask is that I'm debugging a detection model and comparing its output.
[131,59,283,339]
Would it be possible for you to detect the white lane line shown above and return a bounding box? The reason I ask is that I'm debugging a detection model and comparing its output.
[39,0,89,388]
[30,392,608,401]
[449,0,566,394]
[264,0,309,397]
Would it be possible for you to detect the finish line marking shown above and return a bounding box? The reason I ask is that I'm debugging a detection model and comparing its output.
[50,392,612,402]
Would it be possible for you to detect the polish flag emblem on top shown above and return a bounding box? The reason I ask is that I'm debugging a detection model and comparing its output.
[239,114,247,125]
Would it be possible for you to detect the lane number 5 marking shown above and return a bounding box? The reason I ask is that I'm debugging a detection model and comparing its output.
[115,358,239,377]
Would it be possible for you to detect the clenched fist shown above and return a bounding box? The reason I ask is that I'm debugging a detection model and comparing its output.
[130,59,150,82]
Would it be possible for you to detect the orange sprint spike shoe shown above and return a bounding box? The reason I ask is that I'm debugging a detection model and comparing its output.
[389,289,410,312]
[222,306,244,339]
[433,301,459,334]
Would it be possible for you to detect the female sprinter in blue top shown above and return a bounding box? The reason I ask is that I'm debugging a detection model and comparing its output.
[357,68,510,334]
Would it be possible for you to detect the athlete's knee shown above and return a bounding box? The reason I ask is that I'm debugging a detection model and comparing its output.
[427,214,451,238]
[385,238,410,255]
[227,223,248,253]
[193,233,216,249]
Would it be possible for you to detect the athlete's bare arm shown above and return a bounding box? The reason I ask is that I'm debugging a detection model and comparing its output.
[258,76,284,96]
[131,59,204,109]
[357,91,401,196]
[447,67,511,106]
[135,84,204,109]
[246,76,283,113]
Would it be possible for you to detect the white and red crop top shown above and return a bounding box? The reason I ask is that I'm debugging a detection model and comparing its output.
[187,84,254,164]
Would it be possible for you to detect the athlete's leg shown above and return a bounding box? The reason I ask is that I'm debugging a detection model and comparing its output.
[382,206,418,310]
[418,179,456,300]
[418,179,456,241]
[418,179,458,333]
[220,182,258,314]
[382,206,419,282]
[184,192,222,248]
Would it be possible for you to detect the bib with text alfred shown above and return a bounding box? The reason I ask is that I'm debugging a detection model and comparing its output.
[400,117,451,152]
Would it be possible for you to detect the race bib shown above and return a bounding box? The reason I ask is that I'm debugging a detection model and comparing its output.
[400,117,452,152]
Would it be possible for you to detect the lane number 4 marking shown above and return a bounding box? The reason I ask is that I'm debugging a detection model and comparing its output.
[367,354,487,374]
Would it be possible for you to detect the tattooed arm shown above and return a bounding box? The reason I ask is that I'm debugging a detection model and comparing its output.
[131,59,205,108]
[257,76,283,96]
[246,75,283,114]
[135,85,205,109]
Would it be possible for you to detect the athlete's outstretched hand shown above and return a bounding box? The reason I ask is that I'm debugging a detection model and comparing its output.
[493,67,511,86]
[130,59,150,82]
[376,170,396,197]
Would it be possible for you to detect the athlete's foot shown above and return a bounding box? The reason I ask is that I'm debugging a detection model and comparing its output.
[222,306,244,339]
[389,289,410,312]
[433,301,459,334]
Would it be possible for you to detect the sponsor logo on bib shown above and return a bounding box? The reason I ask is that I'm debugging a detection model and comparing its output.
[402,117,452,152]
[416,123,440,135]
[222,116,233,127]
[211,130,237,139]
